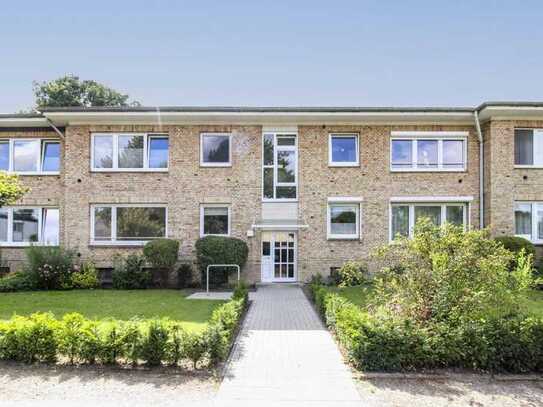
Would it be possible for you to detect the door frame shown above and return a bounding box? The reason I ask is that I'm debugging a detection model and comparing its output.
[260,231,297,283]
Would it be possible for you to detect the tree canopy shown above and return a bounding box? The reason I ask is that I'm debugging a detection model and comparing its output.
[0,173,28,208]
[33,75,140,108]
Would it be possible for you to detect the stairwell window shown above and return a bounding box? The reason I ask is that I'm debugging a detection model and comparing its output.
[200,133,231,166]
[262,132,297,201]
[390,132,467,172]
[0,207,59,246]
[515,129,543,167]
[200,205,230,237]
[0,139,60,174]
[327,200,361,240]
[91,133,169,171]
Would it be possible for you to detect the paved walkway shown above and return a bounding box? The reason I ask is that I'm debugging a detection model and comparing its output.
[214,284,362,406]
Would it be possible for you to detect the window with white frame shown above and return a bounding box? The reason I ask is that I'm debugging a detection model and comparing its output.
[0,207,59,246]
[200,205,230,236]
[91,204,167,244]
[0,139,60,174]
[514,202,543,243]
[390,132,467,171]
[327,200,361,239]
[200,133,231,166]
[91,133,168,171]
[390,202,467,240]
[329,134,359,166]
[262,132,297,200]
[514,129,543,166]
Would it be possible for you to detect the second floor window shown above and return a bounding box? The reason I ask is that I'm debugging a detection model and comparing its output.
[200,133,231,166]
[92,133,169,171]
[329,134,359,166]
[263,132,297,200]
[515,128,543,166]
[0,139,60,174]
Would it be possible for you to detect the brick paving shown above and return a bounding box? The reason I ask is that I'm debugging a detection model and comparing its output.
[214,284,361,406]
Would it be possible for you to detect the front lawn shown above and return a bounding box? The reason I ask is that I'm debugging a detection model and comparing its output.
[0,289,224,332]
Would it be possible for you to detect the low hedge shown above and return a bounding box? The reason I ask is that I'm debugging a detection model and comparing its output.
[0,286,248,368]
[309,283,543,373]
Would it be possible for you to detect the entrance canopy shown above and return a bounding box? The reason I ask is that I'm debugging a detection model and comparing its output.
[252,219,309,231]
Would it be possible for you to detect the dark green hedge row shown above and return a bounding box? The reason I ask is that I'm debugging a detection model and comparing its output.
[0,286,248,368]
[310,284,543,373]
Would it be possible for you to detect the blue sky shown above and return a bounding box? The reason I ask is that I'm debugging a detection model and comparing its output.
[2,0,543,112]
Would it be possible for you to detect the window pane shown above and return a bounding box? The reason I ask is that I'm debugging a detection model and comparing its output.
[203,207,229,235]
[202,134,230,163]
[276,136,295,146]
[263,168,274,199]
[537,204,543,240]
[391,140,412,167]
[330,205,357,235]
[331,136,357,163]
[116,207,166,240]
[13,140,39,172]
[118,135,144,168]
[277,150,296,183]
[414,206,441,226]
[276,186,296,199]
[515,130,533,165]
[94,207,112,240]
[515,203,532,236]
[0,208,7,241]
[42,142,60,172]
[417,140,438,167]
[12,208,38,242]
[443,140,464,168]
[391,206,409,238]
[446,205,464,226]
[148,137,169,168]
[0,142,9,171]
[263,134,274,165]
[93,136,113,168]
[42,208,59,245]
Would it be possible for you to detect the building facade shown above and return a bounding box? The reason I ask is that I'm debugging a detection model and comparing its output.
[0,103,542,283]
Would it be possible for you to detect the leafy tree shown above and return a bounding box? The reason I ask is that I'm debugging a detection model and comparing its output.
[33,75,140,108]
[0,172,28,208]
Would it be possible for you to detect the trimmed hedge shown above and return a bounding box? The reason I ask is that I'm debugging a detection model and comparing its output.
[309,283,543,372]
[494,236,536,257]
[196,236,248,286]
[0,286,248,368]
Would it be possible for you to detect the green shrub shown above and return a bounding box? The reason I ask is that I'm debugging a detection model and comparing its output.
[98,321,125,364]
[184,332,206,369]
[195,236,248,287]
[139,319,169,366]
[143,239,180,287]
[71,262,100,289]
[112,254,151,289]
[165,322,186,365]
[177,263,193,289]
[0,271,37,292]
[337,261,367,287]
[24,246,76,290]
[495,236,536,258]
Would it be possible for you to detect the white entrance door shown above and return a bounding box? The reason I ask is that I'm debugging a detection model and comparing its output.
[261,231,297,283]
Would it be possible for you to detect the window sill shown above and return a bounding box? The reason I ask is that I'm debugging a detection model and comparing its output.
[0,243,57,247]
[12,172,60,176]
[328,163,360,168]
[327,236,360,240]
[514,165,543,169]
[390,168,466,173]
[199,163,232,168]
[200,233,231,238]
[90,168,169,173]
[90,241,149,247]
[262,199,299,203]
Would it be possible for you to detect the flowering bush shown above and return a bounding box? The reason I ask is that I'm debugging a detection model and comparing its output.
[25,246,76,290]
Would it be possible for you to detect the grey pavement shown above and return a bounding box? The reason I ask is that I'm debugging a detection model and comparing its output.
[213,284,362,406]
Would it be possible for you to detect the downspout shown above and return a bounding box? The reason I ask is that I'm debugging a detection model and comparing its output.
[473,110,484,228]
[34,109,65,139]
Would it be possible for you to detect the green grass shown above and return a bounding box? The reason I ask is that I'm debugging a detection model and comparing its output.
[0,289,224,332]
[522,290,543,317]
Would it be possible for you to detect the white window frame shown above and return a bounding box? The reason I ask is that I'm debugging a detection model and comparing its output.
[390,131,468,172]
[0,138,60,175]
[328,133,360,167]
[327,198,362,240]
[0,206,59,247]
[514,201,543,243]
[199,204,231,237]
[389,200,470,241]
[262,132,298,202]
[514,128,543,168]
[90,204,168,246]
[90,133,169,172]
[200,133,232,167]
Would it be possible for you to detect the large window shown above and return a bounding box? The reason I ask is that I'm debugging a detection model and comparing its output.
[390,132,467,171]
[0,207,59,246]
[200,133,231,166]
[514,129,543,166]
[329,134,359,166]
[327,201,361,239]
[514,202,543,243]
[262,132,297,200]
[390,202,467,240]
[91,204,167,244]
[91,133,169,171]
[0,139,60,174]
[200,204,230,236]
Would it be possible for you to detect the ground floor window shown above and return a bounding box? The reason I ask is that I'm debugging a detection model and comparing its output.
[200,205,230,236]
[91,204,167,245]
[0,207,59,246]
[514,202,543,243]
[391,202,467,240]
[327,201,360,239]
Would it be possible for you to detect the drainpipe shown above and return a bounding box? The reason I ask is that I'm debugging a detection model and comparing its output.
[34,109,65,139]
[473,111,484,228]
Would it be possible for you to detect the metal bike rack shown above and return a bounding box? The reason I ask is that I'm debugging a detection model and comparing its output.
[206,264,240,294]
